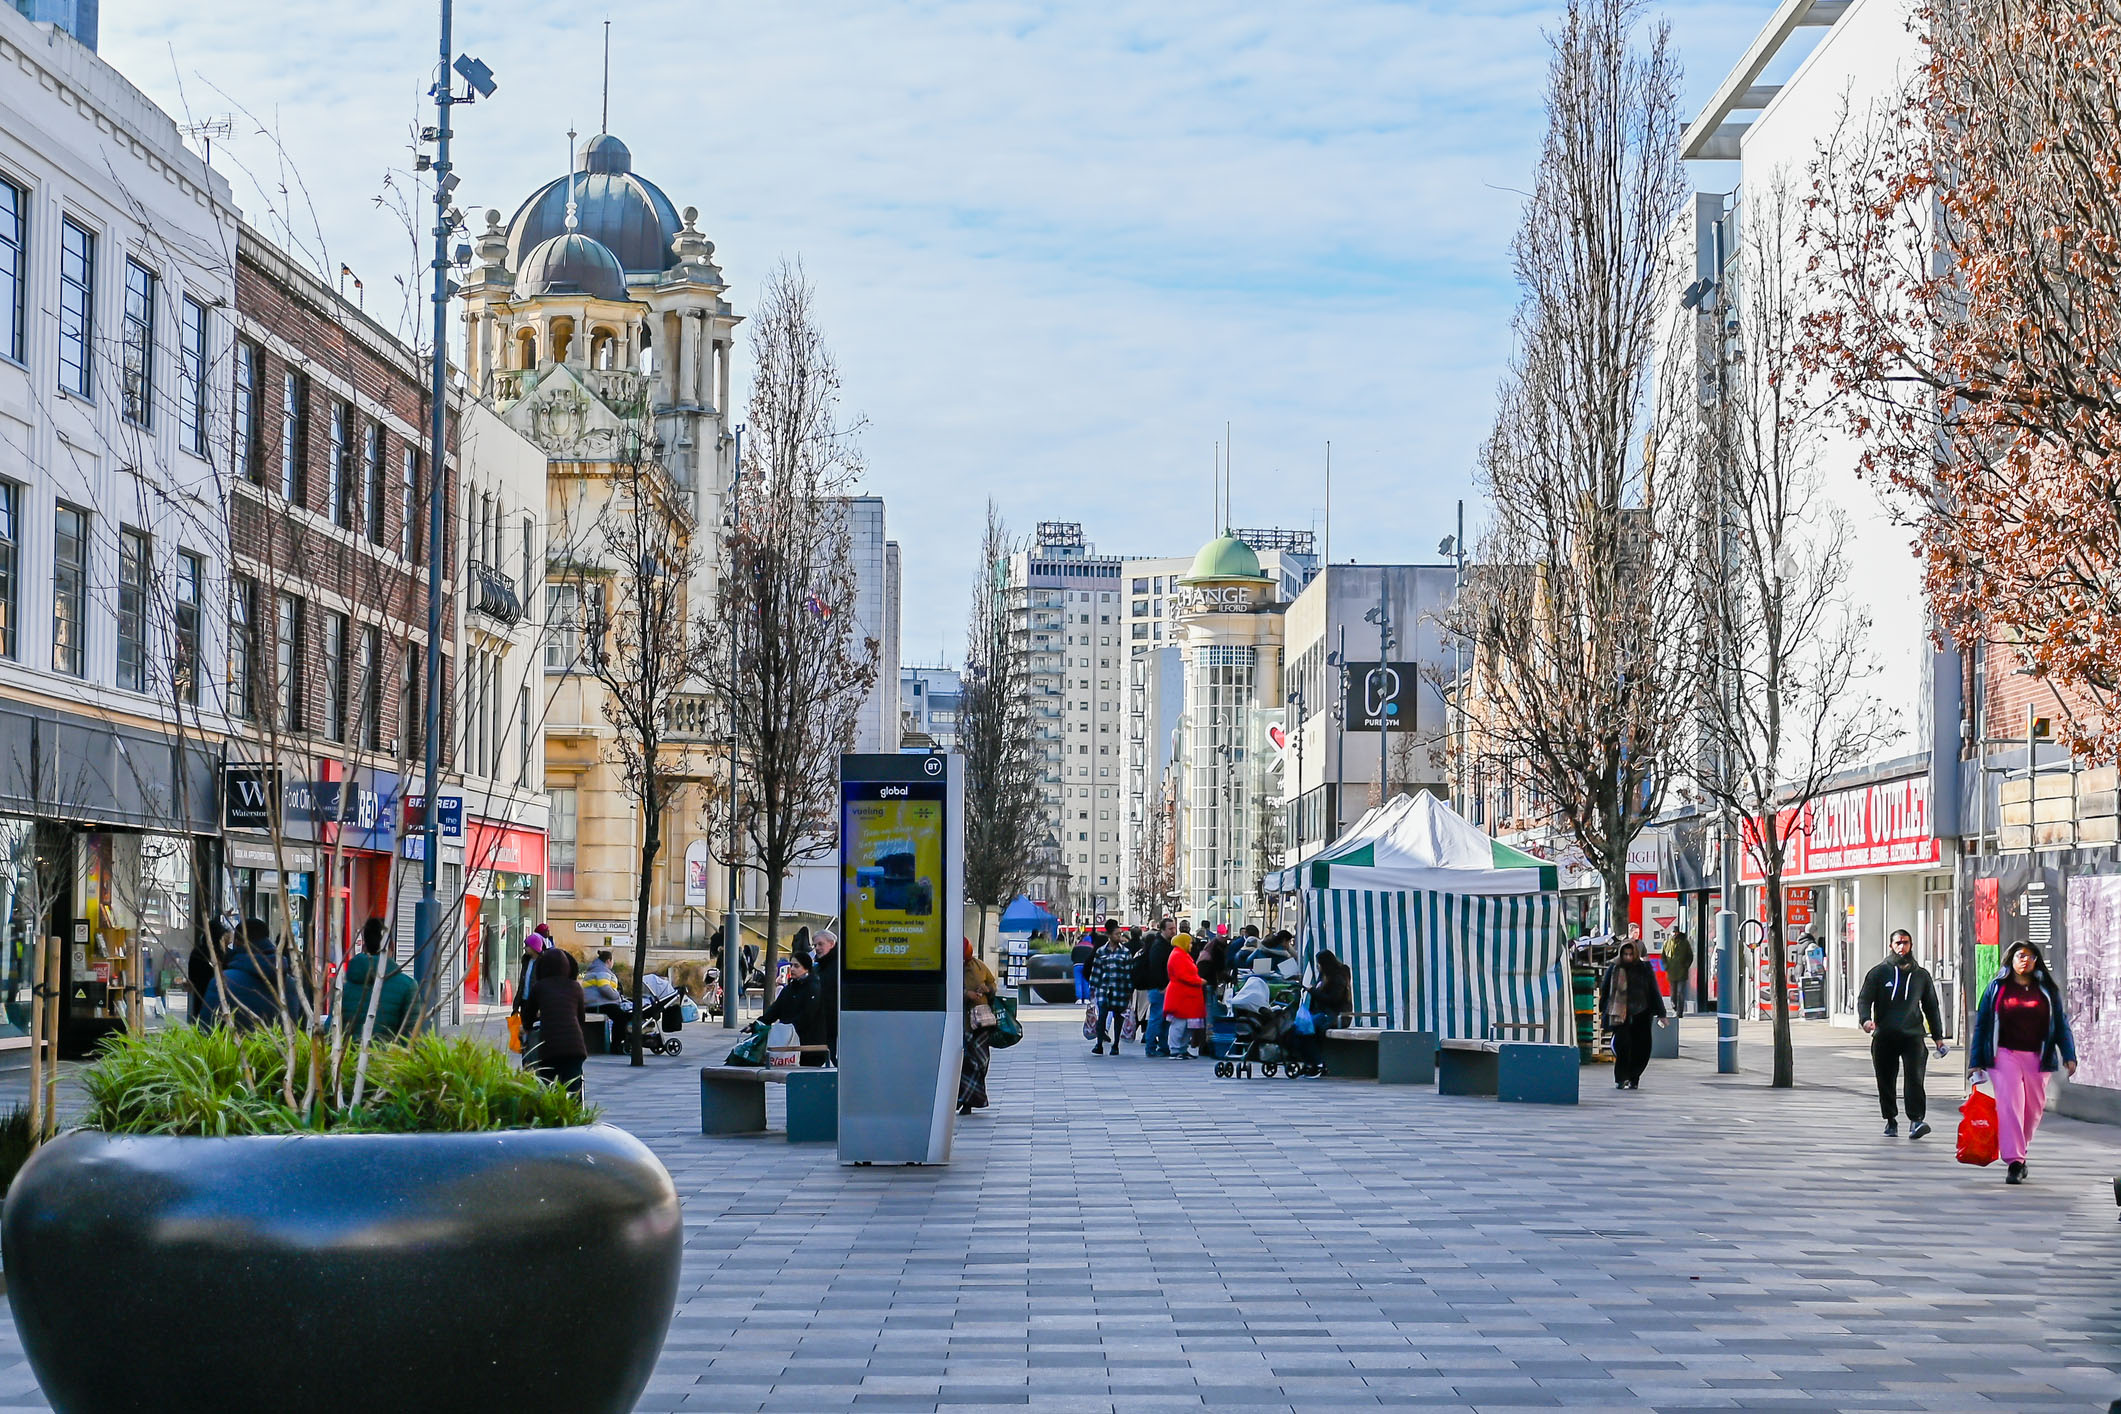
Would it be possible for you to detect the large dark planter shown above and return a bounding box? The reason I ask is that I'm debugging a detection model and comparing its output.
[2,1123,682,1413]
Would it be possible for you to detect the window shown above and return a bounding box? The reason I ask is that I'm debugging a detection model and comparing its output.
[362,422,385,542]
[275,593,303,732]
[174,551,201,706]
[547,787,577,895]
[544,583,580,671]
[280,370,309,503]
[322,610,347,741]
[400,643,422,758]
[400,446,420,560]
[358,624,381,750]
[51,505,87,677]
[116,526,149,692]
[121,261,157,426]
[58,220,94,399]
[0,179,22,365]
[229,578,257,720]
[328,402,352,528]
[517,686,532,787]
[0,482,16,660]
[233,342,262,482]
[178,298,210,457]
[521,514,535,595]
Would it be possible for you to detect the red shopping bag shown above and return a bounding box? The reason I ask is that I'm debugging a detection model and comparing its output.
[1956,1086,1999,1166]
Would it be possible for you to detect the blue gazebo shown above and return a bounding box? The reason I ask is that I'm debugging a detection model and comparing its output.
[998,896,1057,937]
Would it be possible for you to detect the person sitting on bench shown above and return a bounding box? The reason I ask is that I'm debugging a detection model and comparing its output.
[1291,951,1353,1066]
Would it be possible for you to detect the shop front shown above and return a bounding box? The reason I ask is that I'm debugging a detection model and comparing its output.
[1741,772,1952,1032]
[464,820,545,1006]
[1962,849,2121,1125]
[310,764,402,965]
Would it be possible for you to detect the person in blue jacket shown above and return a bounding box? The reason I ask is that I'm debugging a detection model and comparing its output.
[202,917,293,1031]
[1969,941,2078,1185]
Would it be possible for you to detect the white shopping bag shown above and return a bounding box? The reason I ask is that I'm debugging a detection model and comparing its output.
[766,1021,800,1066]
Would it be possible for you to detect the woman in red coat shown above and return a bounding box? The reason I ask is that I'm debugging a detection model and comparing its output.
[1162,934,1207,1059]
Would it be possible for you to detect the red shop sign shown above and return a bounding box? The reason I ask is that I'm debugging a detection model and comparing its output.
[1740,776,1940,883]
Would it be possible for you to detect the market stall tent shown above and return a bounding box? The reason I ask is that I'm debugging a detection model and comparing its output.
[1269,792,1570,1041]
[997,896,1058,936]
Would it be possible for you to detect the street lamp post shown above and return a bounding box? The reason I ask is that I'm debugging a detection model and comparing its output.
[414,3,493,1009]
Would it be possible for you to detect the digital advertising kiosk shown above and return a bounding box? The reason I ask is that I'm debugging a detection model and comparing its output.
[837,752,963,1165]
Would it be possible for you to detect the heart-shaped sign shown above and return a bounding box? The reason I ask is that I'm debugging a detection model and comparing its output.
[1268,725,1288,751]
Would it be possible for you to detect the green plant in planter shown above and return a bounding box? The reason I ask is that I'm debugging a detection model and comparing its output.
[0,1103,32,1197]
[78,1026,597,1136]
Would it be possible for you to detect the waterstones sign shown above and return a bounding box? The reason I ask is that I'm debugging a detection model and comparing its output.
[1741,776,1942,883]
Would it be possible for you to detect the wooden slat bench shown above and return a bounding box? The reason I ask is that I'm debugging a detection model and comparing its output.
[699,1059,838,1142]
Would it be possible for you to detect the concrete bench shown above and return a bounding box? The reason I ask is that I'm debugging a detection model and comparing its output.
[1321,1028,1439,1084]
[1437,1038,1502,1096]
[1436,1037,1579,1104]
[699,1064,838,1142]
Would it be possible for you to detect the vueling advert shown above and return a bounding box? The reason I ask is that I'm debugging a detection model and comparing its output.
[844,787,943,971]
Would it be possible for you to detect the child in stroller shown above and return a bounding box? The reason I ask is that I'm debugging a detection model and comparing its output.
[1215,955,1322,1078]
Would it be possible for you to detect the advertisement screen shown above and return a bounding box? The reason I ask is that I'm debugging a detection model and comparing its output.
[843,781,946,974]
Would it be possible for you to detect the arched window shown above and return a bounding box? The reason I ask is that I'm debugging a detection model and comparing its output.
[516,327,539,369]
[590,326,618,370]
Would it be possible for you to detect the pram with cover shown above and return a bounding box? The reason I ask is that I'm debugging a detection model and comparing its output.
[1214,958,1324,1078]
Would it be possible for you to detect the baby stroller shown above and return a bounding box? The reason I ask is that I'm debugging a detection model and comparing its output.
[1215,957,1323,1079]
[626,989,686,1057]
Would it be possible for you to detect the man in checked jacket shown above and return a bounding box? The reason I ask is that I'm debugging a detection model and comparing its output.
[1090,930,1135,1055]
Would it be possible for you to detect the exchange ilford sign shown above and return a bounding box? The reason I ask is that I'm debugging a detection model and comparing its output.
[1173,584,1256,612]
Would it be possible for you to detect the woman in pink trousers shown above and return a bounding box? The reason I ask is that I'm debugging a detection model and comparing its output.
[1969,941,2078,1185]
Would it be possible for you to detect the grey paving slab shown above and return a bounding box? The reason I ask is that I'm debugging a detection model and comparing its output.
[0,1015,2117,1412]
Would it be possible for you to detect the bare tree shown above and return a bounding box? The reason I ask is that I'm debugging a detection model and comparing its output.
[1459,0,1696,931]
[960,505,1043,957]
[708,263,878,994]
[1128,783,1175,920]
[1691,179,1896,1087]
[587,449,713,1066]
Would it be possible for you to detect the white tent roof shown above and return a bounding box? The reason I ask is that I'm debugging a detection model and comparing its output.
[1264,791,1558,895]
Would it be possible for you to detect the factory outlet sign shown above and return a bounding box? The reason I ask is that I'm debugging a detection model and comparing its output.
[1740,775,1941,883]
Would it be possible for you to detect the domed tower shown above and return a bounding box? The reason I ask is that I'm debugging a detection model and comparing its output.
[459,131,740,953]
[460,129,739,514]
[1172,531,1287,931]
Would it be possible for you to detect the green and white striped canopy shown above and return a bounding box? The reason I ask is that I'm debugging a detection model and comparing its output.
[1302,887,1569,1041]
[1266,791,1559,894]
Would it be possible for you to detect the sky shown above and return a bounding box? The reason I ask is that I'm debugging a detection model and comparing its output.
[102,0,1765,665]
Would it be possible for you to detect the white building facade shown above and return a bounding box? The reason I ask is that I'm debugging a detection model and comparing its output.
[0,4,239,1046]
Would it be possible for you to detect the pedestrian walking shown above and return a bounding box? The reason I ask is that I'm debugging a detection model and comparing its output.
[1600,939,1666,1090]
[519,946,589,1094]
[1090,929,1133,1055]
[1135,918,1174,1057]
[1072,927,1100,1004]
[1163,934,1206,1058]
[339,917,416,1041]
[1663,929,1694,1018]
[1970,941,2078,1184]
[960,939,1001,1113]
[202,918,294,1031]
[1857,928,1946,1138]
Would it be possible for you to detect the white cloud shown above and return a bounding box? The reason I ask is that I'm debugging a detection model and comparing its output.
[99,0,1763,651]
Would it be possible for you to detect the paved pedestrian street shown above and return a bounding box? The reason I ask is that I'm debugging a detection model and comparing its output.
[2,1014,2118,1412]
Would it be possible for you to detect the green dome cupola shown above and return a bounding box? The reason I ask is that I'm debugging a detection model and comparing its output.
[1181,532,1271,585]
